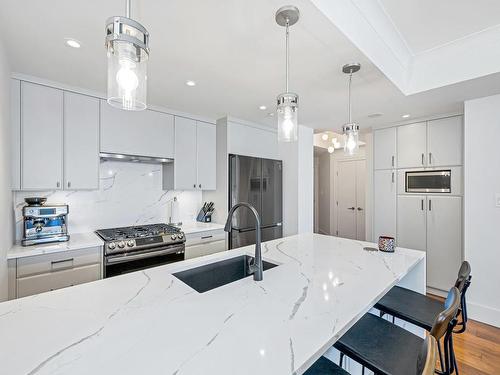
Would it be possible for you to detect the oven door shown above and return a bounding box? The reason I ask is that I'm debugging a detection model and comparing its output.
[104,244,185,278]
[405,170,451,193]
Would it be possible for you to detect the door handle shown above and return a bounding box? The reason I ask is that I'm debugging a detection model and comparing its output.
[357,207,363,211]
[348,207,355,210]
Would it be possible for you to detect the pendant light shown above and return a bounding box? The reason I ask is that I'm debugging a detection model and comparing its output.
[105,0,150,111]
[275,6,300,142]
[341,63,361,155]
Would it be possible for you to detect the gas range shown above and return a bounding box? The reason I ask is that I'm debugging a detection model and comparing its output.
[95,224,186,278]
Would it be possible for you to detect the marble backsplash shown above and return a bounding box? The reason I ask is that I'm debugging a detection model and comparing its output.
[14,161,202,240]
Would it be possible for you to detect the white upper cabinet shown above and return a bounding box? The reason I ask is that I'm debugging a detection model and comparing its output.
[397,122,427,168]
[374,127,396,170]
[21,82,64,190]
[173,117,198,189]
[164,117,216,190]
[196,122,216,190]
[100,101,174,158]
[64,92,99,190]
[427,116,463,167]
[11,80,21,190]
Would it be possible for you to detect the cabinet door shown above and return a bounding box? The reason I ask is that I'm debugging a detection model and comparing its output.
[426,196,462,291]
[174,116,198,189]
[373,170,396,240]
[196,122,216,190]
[11,79,21,190]
[374,127,396,170]
[100,101,174,158]
[397,195,426,250]
[397,122,427,168]
[21,82,63,190]
[185,240,226,260]
[428,116,463,167]
[64,92,99,190]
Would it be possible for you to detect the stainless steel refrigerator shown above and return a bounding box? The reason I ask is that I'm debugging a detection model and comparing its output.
[228,154,283,249]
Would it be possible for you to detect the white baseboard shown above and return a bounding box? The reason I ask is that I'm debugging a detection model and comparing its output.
[467,301,500,328]
[427,287,447,298]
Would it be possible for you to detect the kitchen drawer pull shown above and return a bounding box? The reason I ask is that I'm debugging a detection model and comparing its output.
[51,258,74,265]
[201,235,213,239]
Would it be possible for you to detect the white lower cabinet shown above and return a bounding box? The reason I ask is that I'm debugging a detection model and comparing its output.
[373,170,397,240]
[9,247,102,299]
[397,195,427,251]
[185,230,226,260]
[426,196,462,291]
[397,195,462,291]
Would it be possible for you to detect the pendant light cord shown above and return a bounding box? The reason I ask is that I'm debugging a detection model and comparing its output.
[348,70,353,124]
[126,0,131,18]
[285,19,290,93]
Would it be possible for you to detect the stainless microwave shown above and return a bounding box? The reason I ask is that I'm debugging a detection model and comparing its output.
[405,170,451,193]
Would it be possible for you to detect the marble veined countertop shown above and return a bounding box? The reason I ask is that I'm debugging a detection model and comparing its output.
[0,233,425,375]
[7,232,104,260]
[179,221,225,235]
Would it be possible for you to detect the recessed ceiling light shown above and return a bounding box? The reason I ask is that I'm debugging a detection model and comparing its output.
[259,105,267,110]
[65,38,81,48]
[402,114,411,119]
[186,80,196,87]
[321,134,328,141]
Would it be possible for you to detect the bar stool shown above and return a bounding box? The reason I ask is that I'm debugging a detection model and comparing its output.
[305,335,438,375]
[374,261,471,372]
[334,287,460,375]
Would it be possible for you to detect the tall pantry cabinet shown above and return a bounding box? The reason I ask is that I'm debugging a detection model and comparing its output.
[373,116,463,292]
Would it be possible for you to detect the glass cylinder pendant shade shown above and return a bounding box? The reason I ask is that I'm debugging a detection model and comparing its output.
[277,93,298,142]
[342,123,359,155]
[106,16,149,111]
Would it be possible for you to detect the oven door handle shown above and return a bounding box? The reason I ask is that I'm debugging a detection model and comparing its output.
[106,245,184,265]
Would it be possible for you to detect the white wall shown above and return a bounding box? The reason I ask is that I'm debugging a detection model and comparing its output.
[0,39,12,301]
[464,95,500,327]
[14,161,202,239]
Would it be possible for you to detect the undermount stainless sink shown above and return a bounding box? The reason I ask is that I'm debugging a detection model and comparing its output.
[173,255,279,293]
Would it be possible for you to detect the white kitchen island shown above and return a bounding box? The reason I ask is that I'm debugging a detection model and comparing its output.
[0,233,425,375]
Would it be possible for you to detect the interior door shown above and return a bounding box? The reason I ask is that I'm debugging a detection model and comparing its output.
[397,195,427,250]
[426,196,462,291]
[261,158,282,227]
[355,160,366,240]
[337,160,357,239]
[229,155,262,231]
[21,82,63,190]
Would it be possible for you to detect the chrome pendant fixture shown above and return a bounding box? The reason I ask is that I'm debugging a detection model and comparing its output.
[275,6,300,142]
[105,0,150,111]
[342,63,361,155]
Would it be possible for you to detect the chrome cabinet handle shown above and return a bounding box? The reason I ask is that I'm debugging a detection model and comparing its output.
[348,207,355,210]
[201,235,213,239]
[199,184,202,188]
[193,184,196,188]
[429,199,432,211]
[421,153,424,165]
[56,181,60,188]
[429,152,432,164]
[391,172,395,183]
[67,181,71,188]
[391,155,395,167]
[421,199,424,211]
[51,258,74,265]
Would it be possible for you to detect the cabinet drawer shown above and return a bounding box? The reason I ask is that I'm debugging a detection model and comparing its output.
[185,240,227,260]
[185,230,225,247]
[17,263,100,298]
[17,247,101,277]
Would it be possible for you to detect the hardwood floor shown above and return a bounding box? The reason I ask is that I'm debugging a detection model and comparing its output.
[428,294,500,375]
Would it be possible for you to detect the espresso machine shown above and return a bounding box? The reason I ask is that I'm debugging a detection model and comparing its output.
[22,198,70,246]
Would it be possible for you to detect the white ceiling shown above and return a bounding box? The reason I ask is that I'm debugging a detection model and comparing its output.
[380,0,500,54]
[1,0,500,132]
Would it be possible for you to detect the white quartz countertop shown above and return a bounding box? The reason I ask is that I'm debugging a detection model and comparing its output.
[7,232,104,260]
[0,233,425,375]
[178,221,225,235]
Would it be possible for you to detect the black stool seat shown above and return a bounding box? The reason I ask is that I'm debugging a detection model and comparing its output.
[304,356,350,375]
[334,313,423,375]
[375,286,444,331]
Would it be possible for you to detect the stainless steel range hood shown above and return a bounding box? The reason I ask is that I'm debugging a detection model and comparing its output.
[100,152,174,164]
